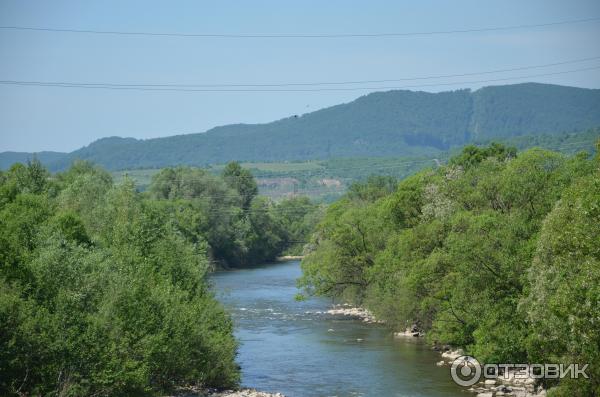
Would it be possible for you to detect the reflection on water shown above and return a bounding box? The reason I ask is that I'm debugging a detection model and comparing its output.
[211,260,465,397]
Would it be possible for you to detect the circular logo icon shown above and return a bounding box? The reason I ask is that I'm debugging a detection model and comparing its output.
[450,355,482,386]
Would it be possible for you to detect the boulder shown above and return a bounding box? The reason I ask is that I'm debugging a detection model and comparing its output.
[441,348,464,360]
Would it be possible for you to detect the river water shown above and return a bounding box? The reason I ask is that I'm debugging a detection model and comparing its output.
[211,260,465,397]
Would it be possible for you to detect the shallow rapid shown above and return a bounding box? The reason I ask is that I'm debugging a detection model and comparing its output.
[211,260,465,397]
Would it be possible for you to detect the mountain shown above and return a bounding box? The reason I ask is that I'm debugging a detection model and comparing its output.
[0,151,67,170]
[469,83,600,139]
[2,83,600,171]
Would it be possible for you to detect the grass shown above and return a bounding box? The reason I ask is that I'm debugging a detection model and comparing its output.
[212,161,324,173]
[110,132,598,201]
[111,169,161,189]
[110,156,436,200]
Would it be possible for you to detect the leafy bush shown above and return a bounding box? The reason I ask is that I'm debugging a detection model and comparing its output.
[0,160,239,396]
[300,143,600,394]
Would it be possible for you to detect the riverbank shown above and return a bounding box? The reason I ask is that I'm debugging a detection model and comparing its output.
[207,388,285,397]
[211,260,464,396]
[169,387,285,397]
[326,303,383,324]
[328,304,547,397]
[436,350,547,397]
[275,255,304,261]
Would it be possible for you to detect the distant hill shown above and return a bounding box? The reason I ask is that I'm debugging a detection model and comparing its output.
[2,83,599,171]
[0,151,67,170]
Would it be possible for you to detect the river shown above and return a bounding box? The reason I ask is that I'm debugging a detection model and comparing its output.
[211,260,465,397]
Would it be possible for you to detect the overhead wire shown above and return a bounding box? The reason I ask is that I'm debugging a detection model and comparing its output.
[0,17,598,38]
[1,56,598,89]
[2,65,600,92]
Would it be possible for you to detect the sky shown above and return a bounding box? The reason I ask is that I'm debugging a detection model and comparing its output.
[0,0,599,153]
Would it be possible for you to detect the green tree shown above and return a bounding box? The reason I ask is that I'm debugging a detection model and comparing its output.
[524,172,600,396]
[300,144,598,394]
[0,161,241,396]
[222,162,258,209]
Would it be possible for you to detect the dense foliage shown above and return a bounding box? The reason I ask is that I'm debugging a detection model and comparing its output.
[0,160,320,396]
[146,164,322,266]
[0,160,239,396]
[300,143,600,396]
[3,83,598,171]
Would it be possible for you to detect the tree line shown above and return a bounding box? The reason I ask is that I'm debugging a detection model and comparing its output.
[299,143,600,396]
[0,160,321,396]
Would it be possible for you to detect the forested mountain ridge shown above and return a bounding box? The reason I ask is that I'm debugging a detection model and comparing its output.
[469,83,600,139]
[3,83,600,171]
[0,151,67,170]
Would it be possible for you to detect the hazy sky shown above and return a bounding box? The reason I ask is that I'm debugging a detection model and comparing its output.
[1,0,599,153]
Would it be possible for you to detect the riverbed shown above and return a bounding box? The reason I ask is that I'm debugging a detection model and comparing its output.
[211,260,465,397]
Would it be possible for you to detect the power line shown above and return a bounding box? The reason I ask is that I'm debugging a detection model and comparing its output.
[2,65,600,93]
[0,17,598,39]
[1,56,598,89]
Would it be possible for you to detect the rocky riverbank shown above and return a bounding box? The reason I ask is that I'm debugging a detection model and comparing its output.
[206,388,285,397]
[324,303,548,396]
[275,255,304,261]
[168,387,285,397]
[466,372,546,397]
[436,350,547,397]
[326,304,384,324]
[393,324,425,338]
